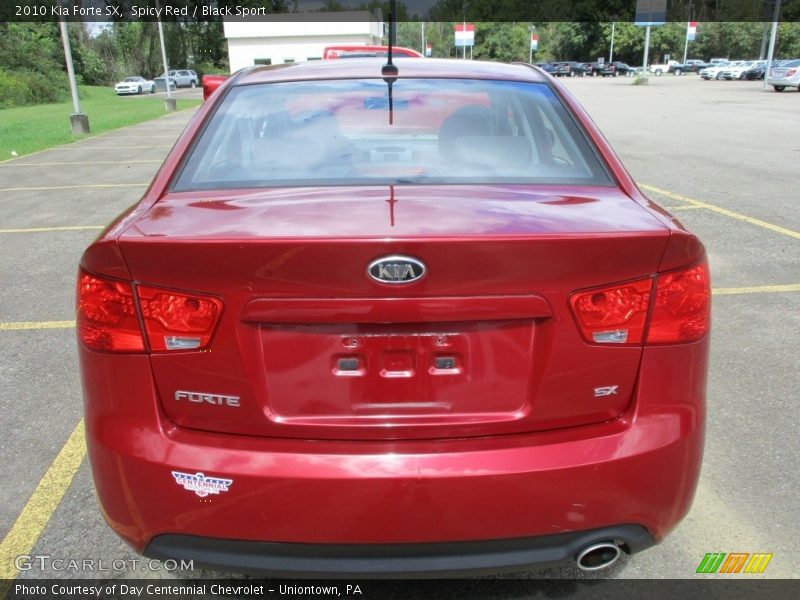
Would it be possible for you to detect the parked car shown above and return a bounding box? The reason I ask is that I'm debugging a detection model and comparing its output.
[77,58,710,576]
[159,69,198,88]
[202,74,228,100]
[649,60,681,76]
[600,62,635,77]
[323,45,422,59]
[552,61,587,77]
[767,59,800,91]
[700,61,738,80]
[114,76,155,95]
[582,62,603,76]
[535,62,558,74]
[721,61,761,80]
[744,60,784,80]
[682,59,709,72]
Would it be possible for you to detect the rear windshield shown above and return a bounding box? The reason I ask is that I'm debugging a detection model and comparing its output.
[173,78,613,191]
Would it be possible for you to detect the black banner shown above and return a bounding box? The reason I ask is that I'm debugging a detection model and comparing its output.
[1,0,798,23]
[3,579,800,600]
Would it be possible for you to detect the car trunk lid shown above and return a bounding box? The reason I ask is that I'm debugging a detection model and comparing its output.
[119,185,669,440]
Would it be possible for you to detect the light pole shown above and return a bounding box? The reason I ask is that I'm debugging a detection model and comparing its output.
[609,17,617,63]
[155,0,175,111]
[763,0,782,90]
[58,20,89,134]
[642,24,651,76]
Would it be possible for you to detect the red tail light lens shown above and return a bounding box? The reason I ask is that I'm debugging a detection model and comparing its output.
[77,271,145,352]
[137,285,223,352]
[648,261,710,344]
[787,68,797,76]
[570,278,653,345]
[570,261,710,346]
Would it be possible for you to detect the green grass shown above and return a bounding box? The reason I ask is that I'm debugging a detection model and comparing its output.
[0,86,201,158]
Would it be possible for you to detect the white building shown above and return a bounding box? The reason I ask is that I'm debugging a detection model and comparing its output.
[223,13,384,72]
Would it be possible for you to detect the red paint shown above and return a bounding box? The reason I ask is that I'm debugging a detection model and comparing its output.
[202,74,227,101]
[322,45,423,59]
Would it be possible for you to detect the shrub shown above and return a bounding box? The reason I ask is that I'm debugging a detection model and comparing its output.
[0,68,70,108]
[189,60,228,79]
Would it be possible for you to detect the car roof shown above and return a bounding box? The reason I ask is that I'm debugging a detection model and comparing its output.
[236,58,547,85]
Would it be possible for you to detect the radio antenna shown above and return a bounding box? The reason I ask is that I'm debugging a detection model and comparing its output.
[382,0,399,78]
[382,0,398,125]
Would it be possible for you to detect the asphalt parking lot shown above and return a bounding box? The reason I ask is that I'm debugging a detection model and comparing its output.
[1,74,798,587]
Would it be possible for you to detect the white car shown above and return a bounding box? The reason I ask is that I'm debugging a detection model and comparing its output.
[114,76,156,95]
[700,61,739,80]
[721,61,761,80]
[767,59,800,92]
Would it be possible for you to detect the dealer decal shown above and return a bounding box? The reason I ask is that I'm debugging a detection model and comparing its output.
[171,471,233,497]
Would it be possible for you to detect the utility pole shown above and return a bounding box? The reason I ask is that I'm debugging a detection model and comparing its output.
[763,0,782,90]
[642,24,651,75]
[683,23,690,64]
[609,19,616,63]
[59,20,89,134]
[156,0,176,111]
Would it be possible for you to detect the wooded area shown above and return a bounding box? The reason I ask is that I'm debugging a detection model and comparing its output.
[2,19,799,108]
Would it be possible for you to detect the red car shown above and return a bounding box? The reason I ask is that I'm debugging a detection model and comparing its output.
[201,74,228,101]
[322,44,423,59]
[77,58,710,576]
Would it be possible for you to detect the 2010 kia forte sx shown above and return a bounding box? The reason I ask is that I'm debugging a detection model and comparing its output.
[77,58,710,576]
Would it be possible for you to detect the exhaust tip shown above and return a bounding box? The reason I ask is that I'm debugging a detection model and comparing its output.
[576,542,622,572]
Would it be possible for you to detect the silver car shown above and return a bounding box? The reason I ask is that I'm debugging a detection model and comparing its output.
[161,69,199,88]
[767,59,800,92]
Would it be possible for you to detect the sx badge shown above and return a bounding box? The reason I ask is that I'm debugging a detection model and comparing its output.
[172,471,233,497]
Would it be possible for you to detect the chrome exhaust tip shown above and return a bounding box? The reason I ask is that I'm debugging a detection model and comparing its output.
[576,541,622,572]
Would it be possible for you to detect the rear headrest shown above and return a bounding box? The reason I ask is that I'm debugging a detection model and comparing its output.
[438,105,491,161]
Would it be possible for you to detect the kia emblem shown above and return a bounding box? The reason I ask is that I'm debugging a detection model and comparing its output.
[367,256,426,284]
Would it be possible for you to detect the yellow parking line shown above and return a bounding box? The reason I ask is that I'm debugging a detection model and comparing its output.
[53,145,171,150]
[662,205,706,211]
[0,160,161,167]
[713,284,800,295]
[102,135,179,139]
[0,321,76,330]
[641,183,800,240]
[0,419,86,579]
[0,226,104,233]
[0,183,147,193]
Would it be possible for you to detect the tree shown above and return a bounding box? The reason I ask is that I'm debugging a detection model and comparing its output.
[473,23,530,63]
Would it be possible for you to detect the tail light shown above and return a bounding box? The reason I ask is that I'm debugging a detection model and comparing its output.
[77,271,144,352]
[647,262,710,343]
[570,260,710,346]
[787,68,797,76]
[570,279,652,344]
[137,284,223,351]
[77,270,223,353]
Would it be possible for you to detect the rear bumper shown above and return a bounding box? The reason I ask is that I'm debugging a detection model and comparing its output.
[145,525,654,576]
[767,78,799,87]
[81,342,706,573]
